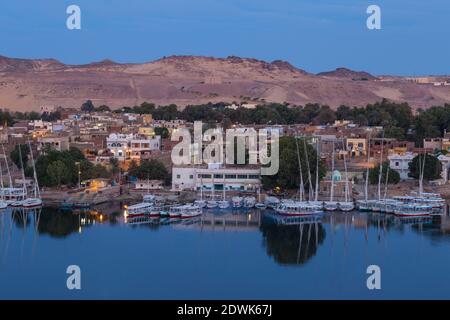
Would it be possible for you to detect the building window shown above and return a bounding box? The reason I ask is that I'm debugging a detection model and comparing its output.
[176,174,181,179]
[189,175,193,179]
[248,175,259,179]
[214,174,223,179]
[237,174,247,179]
[201,174,211,179]
[395,162,399,167]
[225,174,236,179]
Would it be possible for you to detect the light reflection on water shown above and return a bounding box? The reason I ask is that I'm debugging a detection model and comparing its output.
[0,204,449,299]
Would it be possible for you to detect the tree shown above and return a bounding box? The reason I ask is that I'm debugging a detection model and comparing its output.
[368,161,400,185]
[81,100,95,113]
[128,159,170,184]
[47,160,71,187]
[96,105,111,112]
[154,127,170,139]
[409,154,442,181]
[10,144,30,169]
[262,136,326,191]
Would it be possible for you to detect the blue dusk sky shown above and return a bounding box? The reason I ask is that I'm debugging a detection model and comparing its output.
[0,0,448,75]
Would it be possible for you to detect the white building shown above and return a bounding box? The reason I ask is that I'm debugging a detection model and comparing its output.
[106,133,161,161]
[438,155,450,182]
[388,152,416,180]
[172,164,261,192]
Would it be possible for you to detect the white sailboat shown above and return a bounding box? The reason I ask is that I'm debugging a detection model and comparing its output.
[324,140,338,211]
[255,188,267,209]
[356,134,377,211]
[338,140,354,212]
[0,153,7,209]
[194,176,207,208]
[10,144,28,207]
[22,141,42,208]
[218,177,230,209]
[206,175,218,209]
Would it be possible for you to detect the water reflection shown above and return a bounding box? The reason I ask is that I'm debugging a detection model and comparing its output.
[0,205,448,265]
[260,213,325,265]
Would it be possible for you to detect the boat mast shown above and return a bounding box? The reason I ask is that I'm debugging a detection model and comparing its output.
[295,137,304,201]
[28,140,40,198]
[364,134,371,201]
[0,148,4,201]
[342,140,349,203]
[314,137,320,202]
[303,138,313,201]
[18,144,27,198]
[2,144,12,188]
[377,131,385,201]
[330,140,335,202]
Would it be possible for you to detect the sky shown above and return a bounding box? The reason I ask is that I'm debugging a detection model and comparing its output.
[0,0,449,75]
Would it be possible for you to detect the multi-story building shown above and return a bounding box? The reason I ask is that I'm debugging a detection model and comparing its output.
[172,163,261,192]
[106,133,161,162]
[388,152,416,180]
[37,136,70,152]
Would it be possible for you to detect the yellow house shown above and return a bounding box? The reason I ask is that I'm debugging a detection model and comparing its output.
[138,127,155,137]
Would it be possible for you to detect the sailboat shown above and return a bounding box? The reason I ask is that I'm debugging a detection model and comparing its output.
[0,150,8,209]
[218,177,230,209]
[206,175,218,209]
[338,140,354,212]
[324,140,338,211]
[356,134,377,211]
[194,176,207,208]
[10,144,28,207]
[255,187,267,209]
[21,141,42,208]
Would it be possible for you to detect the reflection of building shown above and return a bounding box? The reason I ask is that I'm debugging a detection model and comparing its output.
[172,163,260,192]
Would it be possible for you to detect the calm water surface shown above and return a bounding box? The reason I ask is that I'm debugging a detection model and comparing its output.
[1,203,450,299]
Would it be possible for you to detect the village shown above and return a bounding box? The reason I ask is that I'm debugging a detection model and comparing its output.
[0,100,448,219]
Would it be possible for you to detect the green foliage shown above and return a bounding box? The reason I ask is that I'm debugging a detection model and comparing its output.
[154,127,170,139]
[81,100,95,113]
[95,105,111,112]
[10,144,30,169]
[128,159,170,184]
[408,154,442,181]
[34,147,111,187]
[262,136,326,191]
[368,161,400,185]
[47,160,71,187]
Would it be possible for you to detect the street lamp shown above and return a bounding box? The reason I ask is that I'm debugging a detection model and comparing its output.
[75,161,81,189]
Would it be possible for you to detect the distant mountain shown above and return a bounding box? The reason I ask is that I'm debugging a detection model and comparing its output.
[317,67,378,80]
[0,54,448,111]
